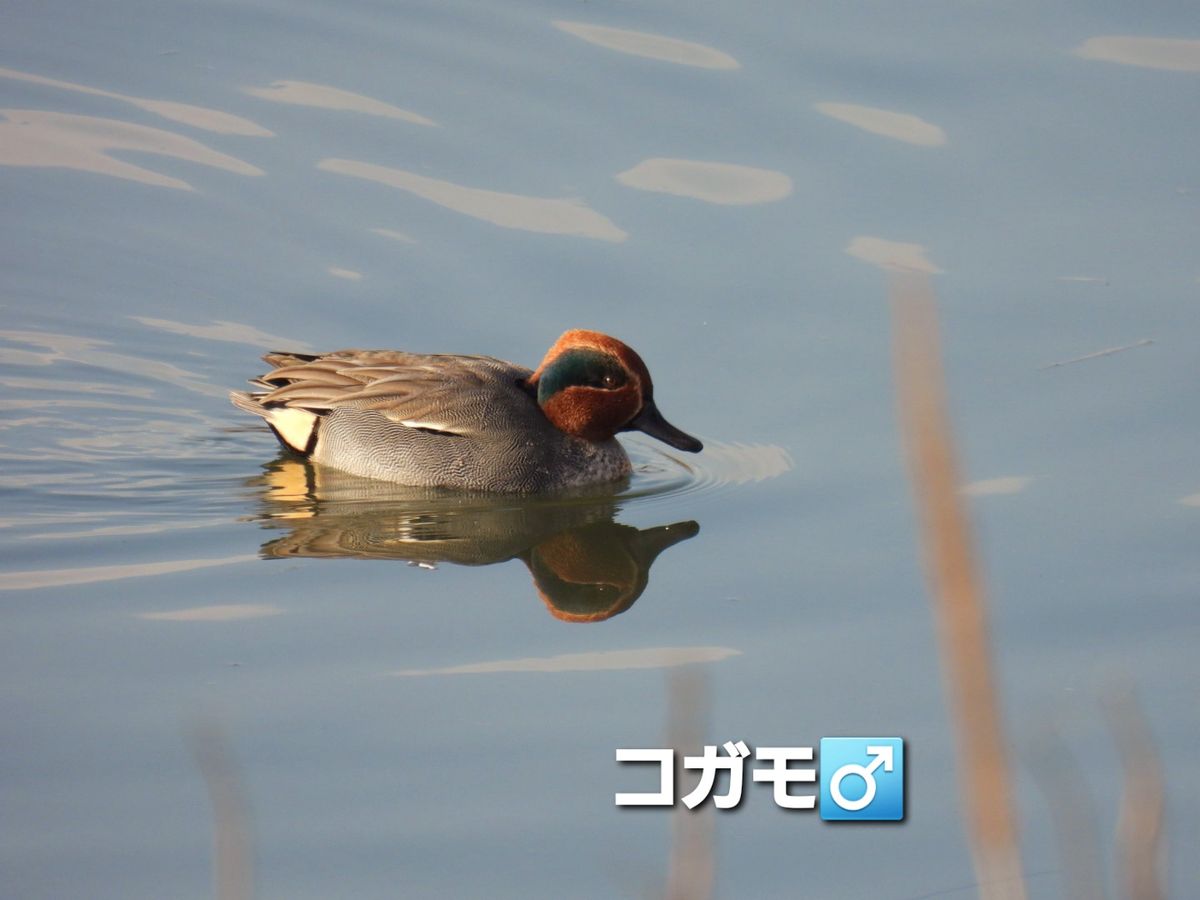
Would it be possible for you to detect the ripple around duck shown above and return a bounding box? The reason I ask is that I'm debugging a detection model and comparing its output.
[237,437,792,530]
[620,438,793,506]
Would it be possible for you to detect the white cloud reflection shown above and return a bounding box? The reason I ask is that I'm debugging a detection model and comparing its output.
[242,80,437,126]
[0,66,272,136]
[371,228,416,244]
[319,158,627,242]
[553,21,738,70]
[616,158,792,205]
[0,329,222,397]
[0,554,256,591]
[845,236,944,274]
[0,109,262,190]
[394,646,740,676]
[1073,37,1200,72]
[815,102,946,147]
[139,604,283,622]
[130,316,309,350]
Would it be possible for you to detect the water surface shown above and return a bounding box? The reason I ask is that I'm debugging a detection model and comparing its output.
[2,2,1198,898]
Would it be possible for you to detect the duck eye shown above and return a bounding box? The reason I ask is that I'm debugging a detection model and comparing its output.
[597,368,628,389]
[536,349,629,404]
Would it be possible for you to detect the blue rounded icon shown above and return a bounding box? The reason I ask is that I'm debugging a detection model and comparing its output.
[819,737,904,822]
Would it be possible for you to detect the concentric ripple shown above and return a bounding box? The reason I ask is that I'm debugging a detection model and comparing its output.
[621,437,793,506]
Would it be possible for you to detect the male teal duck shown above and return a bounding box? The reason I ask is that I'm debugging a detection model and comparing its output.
[231,329,703,492]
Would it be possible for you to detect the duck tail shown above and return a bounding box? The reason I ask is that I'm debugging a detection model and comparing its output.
[230,391,320,455]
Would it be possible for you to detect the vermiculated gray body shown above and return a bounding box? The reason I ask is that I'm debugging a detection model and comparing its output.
[312,406,631,491]
[232,350,632,492]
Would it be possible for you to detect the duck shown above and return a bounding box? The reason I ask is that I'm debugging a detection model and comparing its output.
[231,329,703,492]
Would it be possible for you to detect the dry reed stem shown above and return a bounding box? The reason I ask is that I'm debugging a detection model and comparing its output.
[889,271,1026,900]
[1105,689,1166,900]
[189,719,255,900]
[664,669,714,900]
[1026,726,1106,900]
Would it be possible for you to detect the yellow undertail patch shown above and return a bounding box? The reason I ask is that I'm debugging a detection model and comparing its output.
[231,391,320,454]
[265,406,319,453]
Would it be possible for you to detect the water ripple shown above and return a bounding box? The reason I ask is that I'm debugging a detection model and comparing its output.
[622,438,792,505]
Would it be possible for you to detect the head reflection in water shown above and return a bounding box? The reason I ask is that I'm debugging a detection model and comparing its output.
[522,520,699,621]
[250,459,699,622]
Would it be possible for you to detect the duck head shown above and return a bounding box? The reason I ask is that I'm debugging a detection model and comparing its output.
[529,330,703,452]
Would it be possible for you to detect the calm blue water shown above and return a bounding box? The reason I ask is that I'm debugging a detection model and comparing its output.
[2,2,1198,897]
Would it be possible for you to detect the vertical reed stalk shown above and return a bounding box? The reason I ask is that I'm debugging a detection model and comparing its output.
[665,669,714,900]
[1105,689,1166,900]
[190,720,255,900]
[889,271,1026,900]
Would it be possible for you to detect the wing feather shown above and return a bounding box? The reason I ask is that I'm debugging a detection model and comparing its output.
[235,349,535,439]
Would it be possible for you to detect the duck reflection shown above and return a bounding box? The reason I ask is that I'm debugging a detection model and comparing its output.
[248,458,699,622]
